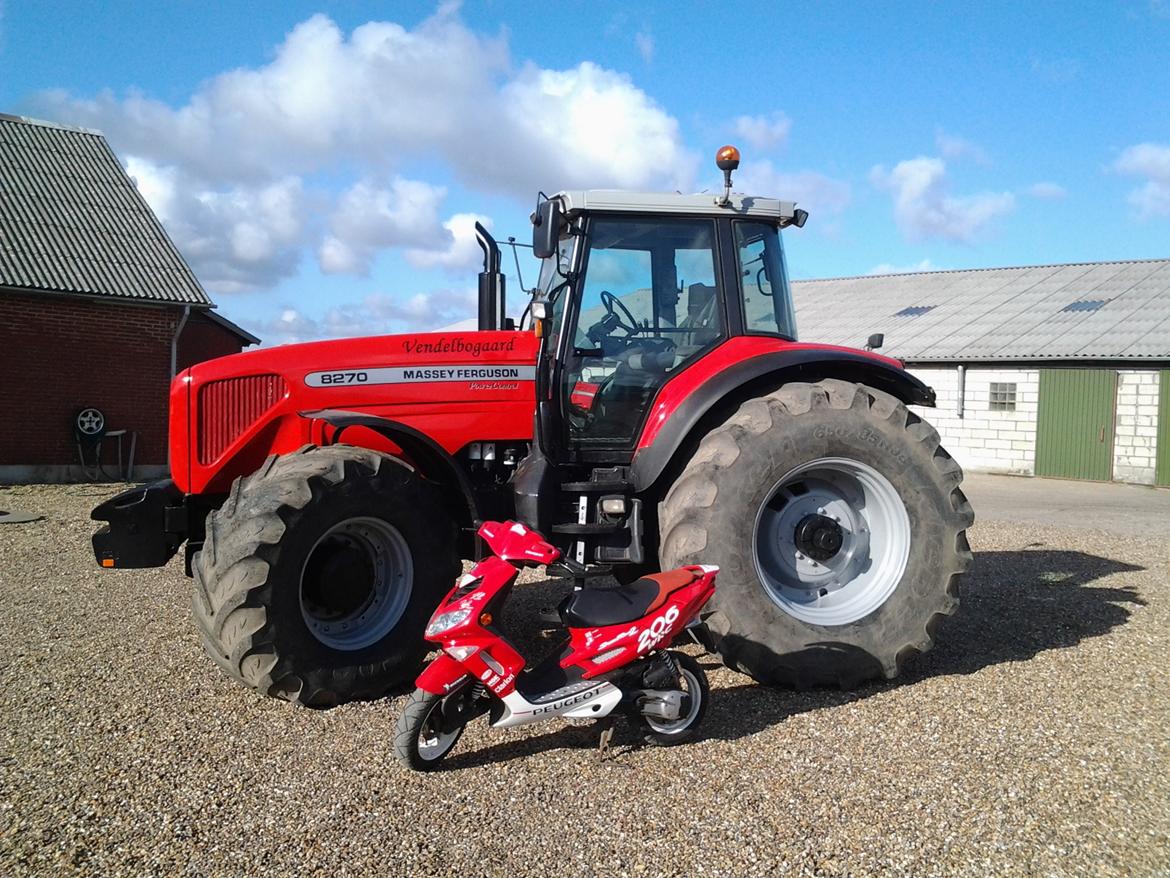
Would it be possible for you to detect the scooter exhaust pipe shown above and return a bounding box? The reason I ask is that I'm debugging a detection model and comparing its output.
[630,689,688,721]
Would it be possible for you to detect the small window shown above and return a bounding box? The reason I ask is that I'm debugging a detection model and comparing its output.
[989,382,1016,411]
[894,305,936,318]
[1061,299,1110,313]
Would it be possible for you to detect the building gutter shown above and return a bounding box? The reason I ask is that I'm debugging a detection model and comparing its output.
[170,305,191,379]
[167,305,191,471]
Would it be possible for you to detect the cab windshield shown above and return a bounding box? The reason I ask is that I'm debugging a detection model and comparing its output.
[560,216,726,445]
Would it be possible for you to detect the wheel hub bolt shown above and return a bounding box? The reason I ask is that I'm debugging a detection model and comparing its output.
[794,513,845,562]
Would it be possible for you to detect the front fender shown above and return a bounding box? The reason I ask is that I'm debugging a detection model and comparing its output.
[302,409,481,530]
[416,653,471,695]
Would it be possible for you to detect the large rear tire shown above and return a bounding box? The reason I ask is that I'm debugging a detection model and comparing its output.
[192,445,460,707]
[659,379,972,688]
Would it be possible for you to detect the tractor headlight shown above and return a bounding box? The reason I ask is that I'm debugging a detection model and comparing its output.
[425,607,473,638]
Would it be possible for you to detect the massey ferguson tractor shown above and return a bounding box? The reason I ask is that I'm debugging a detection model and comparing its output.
[92,147,973,708]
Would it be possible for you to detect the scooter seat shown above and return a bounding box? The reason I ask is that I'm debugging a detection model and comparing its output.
[561,568,698,628]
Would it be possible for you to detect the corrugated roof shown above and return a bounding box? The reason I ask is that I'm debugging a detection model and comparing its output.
[0,113,210,306]
[792,259,1170,363]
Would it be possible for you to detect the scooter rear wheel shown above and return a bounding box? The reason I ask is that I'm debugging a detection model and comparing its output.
[394,688,466,770]
[641,652,709,746]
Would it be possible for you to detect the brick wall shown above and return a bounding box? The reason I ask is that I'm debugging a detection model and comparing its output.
[178,312,251,371]
[908,366,1040,475]
[0,291,247,480]
[1111,370,1162,485]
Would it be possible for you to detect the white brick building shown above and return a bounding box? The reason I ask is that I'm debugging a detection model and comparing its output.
[793,260,1170,486]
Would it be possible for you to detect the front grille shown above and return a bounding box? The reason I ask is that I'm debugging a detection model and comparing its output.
[198,374,287,465]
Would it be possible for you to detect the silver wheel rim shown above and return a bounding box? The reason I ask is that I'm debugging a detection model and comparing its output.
[754,457,911,626]
[417,699,460,762]
[299,517,413,651]
[644,666,703,735]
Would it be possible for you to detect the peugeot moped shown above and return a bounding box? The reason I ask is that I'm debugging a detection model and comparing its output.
[394,520,718,770]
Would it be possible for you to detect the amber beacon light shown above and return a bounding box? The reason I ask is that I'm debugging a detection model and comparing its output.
[715,144,741,171]
[715,144,741,205]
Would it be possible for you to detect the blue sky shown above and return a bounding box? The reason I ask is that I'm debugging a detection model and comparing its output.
[2,1,1169,344]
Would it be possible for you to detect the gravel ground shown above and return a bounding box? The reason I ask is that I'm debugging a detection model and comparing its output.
[1,483,1168,877]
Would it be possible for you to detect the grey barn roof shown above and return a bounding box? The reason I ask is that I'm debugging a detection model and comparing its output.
[792,258,1170,363]
[0,113,210,306]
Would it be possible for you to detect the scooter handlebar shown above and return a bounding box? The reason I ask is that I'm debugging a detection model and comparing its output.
[477,520,561,566]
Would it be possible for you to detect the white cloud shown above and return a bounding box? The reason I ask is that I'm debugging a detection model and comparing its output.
[935,131,988,165]
[405,213,493,271]
[491,61,695,192]
[735,160,851,216]
[868,259,942,275]
[37,8,698,291]
[36,10,692,194]
[318,178,448,275]
[259,287,479,345]
[870,156,1015,242]
[1113,142,1170,218]
[733,113,792,152]
[125,156,308,293]
[1025,181,1067,200]
[635,31,654,63]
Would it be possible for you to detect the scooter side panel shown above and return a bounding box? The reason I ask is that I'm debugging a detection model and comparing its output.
[416,653,471,695]
[491,682,621,729]
[564,570,717,679]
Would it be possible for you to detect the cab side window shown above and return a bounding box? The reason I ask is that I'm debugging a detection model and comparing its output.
[735,221,797,339]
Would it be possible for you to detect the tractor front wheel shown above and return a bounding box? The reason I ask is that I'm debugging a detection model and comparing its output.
[192,445,459,707]
[659,379,973,688]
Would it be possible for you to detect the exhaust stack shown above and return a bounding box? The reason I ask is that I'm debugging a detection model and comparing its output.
[475,222,506,331]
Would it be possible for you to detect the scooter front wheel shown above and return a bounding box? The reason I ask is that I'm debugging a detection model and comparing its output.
[641,652,710,746]
[394,687,466,770]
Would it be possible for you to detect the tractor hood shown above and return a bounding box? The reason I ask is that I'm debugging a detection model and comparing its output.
[172,330,540,494]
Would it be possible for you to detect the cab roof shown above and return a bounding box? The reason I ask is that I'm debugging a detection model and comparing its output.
[554,189,801,225]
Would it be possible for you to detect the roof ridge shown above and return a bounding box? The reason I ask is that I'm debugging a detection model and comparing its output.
[0,112,104,137]
[794,256,1170,284]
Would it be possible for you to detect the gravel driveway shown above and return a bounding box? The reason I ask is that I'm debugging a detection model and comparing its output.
[1,484,1168,877]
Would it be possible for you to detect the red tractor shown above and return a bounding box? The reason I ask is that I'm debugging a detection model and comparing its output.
[92,148,972,708]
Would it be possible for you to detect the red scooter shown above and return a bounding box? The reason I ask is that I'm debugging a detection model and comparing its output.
[394,520,718,770]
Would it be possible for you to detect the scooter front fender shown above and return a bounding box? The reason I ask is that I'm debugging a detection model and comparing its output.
[416,653,471,696]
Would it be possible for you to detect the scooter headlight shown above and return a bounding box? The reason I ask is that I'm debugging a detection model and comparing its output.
[425,607,473,638]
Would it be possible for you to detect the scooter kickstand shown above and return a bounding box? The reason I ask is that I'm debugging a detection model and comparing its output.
[597,719,615,758]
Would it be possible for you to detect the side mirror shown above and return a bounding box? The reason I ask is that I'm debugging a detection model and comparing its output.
[531,198,562,259]
[865,333,884,351]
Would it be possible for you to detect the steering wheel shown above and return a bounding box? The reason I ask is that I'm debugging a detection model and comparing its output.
[600,290,640,338]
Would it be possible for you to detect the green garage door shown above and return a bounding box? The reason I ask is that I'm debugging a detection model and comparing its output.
[1035,369,1117,481]
[1157,371,1170,487]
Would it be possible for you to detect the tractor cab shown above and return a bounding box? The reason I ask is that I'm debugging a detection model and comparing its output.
[510,148,811,568]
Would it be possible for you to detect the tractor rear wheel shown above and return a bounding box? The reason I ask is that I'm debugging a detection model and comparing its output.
[192,445,459,707]
[659,379,972,688]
